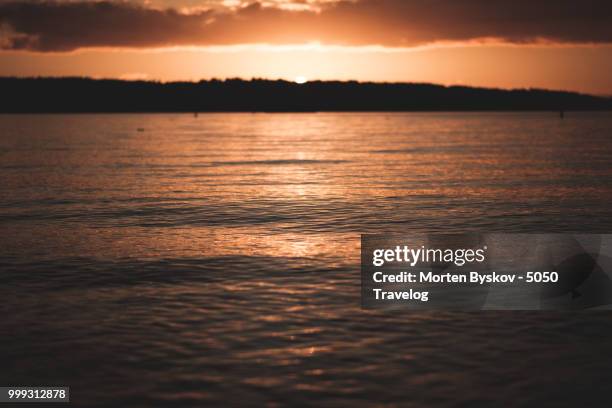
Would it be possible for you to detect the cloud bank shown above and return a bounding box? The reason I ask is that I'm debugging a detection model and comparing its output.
[1,0,611,52]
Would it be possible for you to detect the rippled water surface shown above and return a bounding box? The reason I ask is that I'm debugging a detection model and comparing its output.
[2,112,612,406]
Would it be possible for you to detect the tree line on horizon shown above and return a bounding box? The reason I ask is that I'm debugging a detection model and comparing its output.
[2,77,611,113]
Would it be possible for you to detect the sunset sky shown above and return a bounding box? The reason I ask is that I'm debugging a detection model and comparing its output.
[1,0,612,94]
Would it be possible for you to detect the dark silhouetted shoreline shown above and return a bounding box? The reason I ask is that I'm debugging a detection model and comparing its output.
[2,77,611,113]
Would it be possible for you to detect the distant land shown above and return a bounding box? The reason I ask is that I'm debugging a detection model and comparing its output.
[2,77,612,113]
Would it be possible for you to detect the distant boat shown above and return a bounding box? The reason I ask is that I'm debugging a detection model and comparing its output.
[560,110,565,119]
[137,127,145,132]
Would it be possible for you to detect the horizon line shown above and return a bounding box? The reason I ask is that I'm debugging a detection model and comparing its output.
[2,75,610,98]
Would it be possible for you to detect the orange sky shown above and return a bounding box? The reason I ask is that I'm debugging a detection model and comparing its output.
[1,0,612,94]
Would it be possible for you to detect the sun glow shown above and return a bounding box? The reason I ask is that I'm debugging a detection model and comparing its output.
[294,76,308,84]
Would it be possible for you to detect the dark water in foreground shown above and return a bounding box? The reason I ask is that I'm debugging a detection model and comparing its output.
[2,112,612,407]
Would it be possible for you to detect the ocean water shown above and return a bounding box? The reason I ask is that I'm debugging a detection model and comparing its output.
[2,112,612,407]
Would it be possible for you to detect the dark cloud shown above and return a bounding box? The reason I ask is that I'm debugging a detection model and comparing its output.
[1,0,611,51]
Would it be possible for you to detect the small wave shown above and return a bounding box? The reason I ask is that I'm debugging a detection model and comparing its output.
[0,255,353,291]
[209,159,349,167]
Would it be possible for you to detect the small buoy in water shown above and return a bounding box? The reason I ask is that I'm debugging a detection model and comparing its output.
[559,110,565,119]
[137,127,145,132]
[194,112,198,117]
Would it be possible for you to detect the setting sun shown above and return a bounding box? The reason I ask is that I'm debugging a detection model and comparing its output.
[294,76,308,84]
